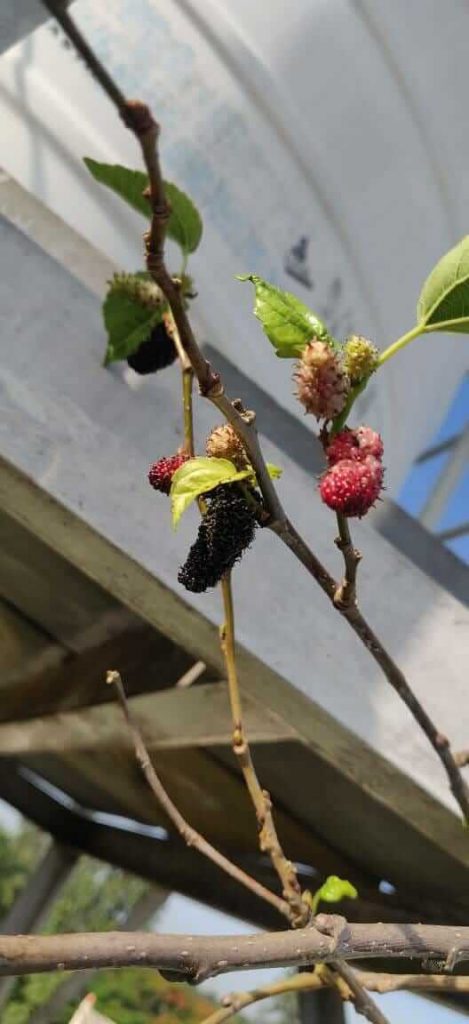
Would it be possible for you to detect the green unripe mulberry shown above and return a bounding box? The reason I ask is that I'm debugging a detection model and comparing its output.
[343,335,379,384]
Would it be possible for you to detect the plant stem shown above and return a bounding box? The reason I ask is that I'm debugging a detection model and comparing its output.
[107,670,290,920]
[377,324,423,366]
[220,575,307,926]
[331,378,367,434]
[334,513,361,609]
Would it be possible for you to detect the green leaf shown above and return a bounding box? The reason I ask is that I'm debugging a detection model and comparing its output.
[84,159,203,254]
[170,458,251,528]
[84,158,150,217]
[238,274,333,357]
[417,235,469,333]
[102,286,164,364]
[316,876,358,906]
[266,462,282,479]
[164,181,203,254]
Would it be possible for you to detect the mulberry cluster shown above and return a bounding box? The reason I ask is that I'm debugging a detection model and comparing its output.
[320,424,384,518]
[294,340,350,420]
[127,318,177,375]
[178,485,256,593]
[148,452,189,494]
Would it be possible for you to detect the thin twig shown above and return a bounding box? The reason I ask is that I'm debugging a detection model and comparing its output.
[166,311,194,457]
[44,0,469,822]
[198,965,469,1024]
[171,299,292,924]
[331,961,390,1024]
[106,670,290,921]
[334,513,361,609]
[220,575,307,927]
[175,660,206,689]
[2,919,469,978]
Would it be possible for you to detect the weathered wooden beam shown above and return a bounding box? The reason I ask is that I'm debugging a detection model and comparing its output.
[0,597,65,688]
[0,759,416,929]
[0,683,295,755]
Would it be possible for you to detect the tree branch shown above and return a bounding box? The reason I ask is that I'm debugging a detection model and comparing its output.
[106,671,290,922]
[1,919,469,978]
[43,0,469,821]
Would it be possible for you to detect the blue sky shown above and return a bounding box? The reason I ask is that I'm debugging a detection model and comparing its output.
[398,374,468,563]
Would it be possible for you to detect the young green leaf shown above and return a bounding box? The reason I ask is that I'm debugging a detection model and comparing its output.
[164,181,203,254]
[266,462,283,479]
[84,159,150,217]
[417,235,469,333]
[170,458,251,528]
[102,286,164,365]
[305,875,358,916]
[238,274,333,357]
[84,159,202,254]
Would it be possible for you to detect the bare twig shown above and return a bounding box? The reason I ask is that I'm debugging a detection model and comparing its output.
[220,575,307,927]
[198,965,469,1024]
[107,670,290,921]
[331,961,390,1024]
[166,311,195,457]
[175,660,206,689]
[2,919,469,978]
[43,0,469,821]
[358,971,469,994]
[334,513,361,609]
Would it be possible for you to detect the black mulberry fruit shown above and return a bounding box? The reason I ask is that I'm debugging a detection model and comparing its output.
[127,320,177,374]
[178,485,256,593]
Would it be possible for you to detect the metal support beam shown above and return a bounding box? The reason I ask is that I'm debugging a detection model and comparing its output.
[298,985,346,1024]
[0,682,295,753]
[419,427,469,531]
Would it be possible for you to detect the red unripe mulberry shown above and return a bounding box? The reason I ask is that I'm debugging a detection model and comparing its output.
[319,456,384,518]
[326,426,384,466]
[148,453,189,495]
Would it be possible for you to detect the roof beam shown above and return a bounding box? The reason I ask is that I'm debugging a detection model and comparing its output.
[0,682,295,754]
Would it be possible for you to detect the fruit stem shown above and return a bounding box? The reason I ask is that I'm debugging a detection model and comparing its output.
[377,324,423,366]
[220,574,308,927]
[330,378,367,435]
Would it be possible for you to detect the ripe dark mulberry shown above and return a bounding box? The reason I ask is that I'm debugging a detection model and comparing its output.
[178,486,256,593]
[127,319,176,374]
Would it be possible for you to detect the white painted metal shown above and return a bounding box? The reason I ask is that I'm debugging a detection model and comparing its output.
[0,0,468,493]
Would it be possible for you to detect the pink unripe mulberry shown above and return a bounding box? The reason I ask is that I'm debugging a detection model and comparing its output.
[294,340,350,421]
[148,453,189,495]
[326,426,384,465]
[355,425,384,461]
[319,456,384,518]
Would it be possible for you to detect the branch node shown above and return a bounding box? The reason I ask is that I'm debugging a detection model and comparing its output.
[121,99,158,138]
